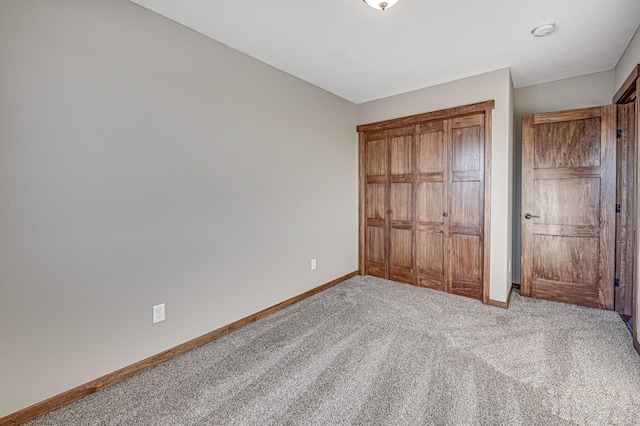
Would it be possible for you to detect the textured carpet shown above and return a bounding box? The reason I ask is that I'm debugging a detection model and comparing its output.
[27,275,640,425]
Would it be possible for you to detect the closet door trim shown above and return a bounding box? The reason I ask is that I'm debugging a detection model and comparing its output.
[483,110,492,304]
[359,132,366,274]
[356,100,495,133]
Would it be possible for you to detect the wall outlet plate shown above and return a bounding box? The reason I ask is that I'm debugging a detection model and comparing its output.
[153,303,165,324]
[311,258,317,270]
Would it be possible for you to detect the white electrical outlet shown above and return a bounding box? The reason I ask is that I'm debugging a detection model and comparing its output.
[153,303,165,324]
[311,258,317,270]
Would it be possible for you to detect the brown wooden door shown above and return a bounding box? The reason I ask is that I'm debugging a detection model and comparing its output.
[449,115,485,300]
[521,106,617,309]
[363,127,415,284]
[415,114,485,300]
[615,103,636,315]
[363,130,389,279]
[416,120,448,291]
[388,126,415,284]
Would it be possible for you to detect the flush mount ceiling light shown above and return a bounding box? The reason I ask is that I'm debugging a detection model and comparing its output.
[363,0,399,11]
[531,23,557,37]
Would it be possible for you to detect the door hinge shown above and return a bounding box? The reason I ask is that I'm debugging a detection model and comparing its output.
[615,278,620,288]
[616,204,621,214]
[617,129,622,138]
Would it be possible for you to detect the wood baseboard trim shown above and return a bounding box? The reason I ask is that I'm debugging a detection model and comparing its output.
[486,298,508,309]
[485,284,514,309]
[0,271,358,426]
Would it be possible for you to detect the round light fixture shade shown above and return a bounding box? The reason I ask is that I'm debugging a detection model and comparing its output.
[363,0,399,10]
[531,23,556,37]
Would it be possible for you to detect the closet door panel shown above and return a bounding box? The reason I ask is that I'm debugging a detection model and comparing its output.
[366,133,387,176]
[418,182,445,223]
[449,115,484,300]
[452,116,482,172]
[390,183,412,222]
[390,229,414,283]
[417,230,446,291]
[450,234,483,299]
[450,181,482,227]
[364,131,388,278]
[418,122,446,173]
[367,226,387,277]
[417,180,446,290]
[391,132,413,175]
[366,183,386,220]
[388,127,415,284]
[389,182,414,283]
[416,120,448,291]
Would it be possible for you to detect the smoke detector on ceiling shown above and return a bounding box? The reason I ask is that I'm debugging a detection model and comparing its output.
[531,23,557,37]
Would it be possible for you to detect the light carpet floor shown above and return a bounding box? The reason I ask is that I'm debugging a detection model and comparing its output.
[27,275,640,425]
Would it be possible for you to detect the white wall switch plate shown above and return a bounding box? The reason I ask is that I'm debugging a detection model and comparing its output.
[311,258,317,270]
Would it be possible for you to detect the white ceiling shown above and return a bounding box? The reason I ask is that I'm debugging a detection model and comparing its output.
[129,0,640,104]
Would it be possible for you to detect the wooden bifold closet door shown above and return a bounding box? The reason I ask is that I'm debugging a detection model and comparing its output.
[359,101,493,301]
[361,127,415,284]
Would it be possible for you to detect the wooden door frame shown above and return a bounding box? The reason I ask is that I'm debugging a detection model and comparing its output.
[615,104,636,316]
[357,100,494,304]
[614,64,640,355]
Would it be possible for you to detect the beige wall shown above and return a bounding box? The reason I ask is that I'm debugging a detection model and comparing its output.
[615,25,640,93]
[0,0,358,416]
[512,71,616,283]
[2,0,637,418]
[358,68,515,303]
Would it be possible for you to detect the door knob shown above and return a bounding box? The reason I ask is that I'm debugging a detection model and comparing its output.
[442,212,448,217]
[524,213,540,219]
